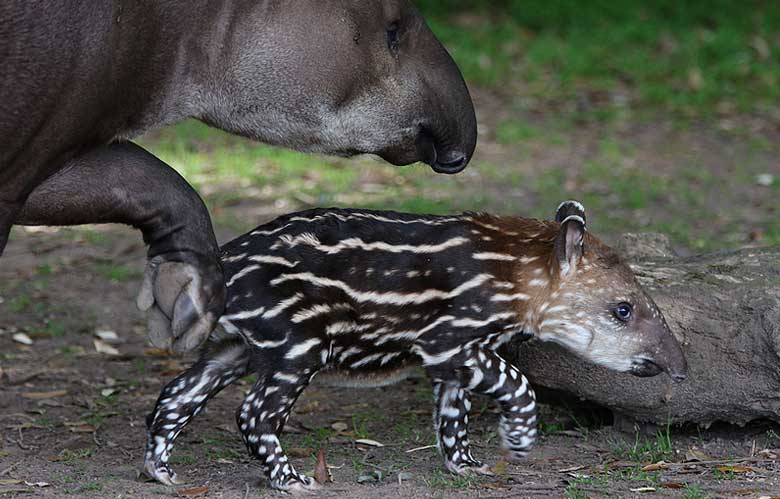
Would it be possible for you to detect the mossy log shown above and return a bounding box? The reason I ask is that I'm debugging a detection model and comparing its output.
[509,233,780,426]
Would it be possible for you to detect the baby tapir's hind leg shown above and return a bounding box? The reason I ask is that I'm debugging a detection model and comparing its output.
[144,341,249,485]
[433,383,490,474]
[463,349,538,462]
[237,353,323,492]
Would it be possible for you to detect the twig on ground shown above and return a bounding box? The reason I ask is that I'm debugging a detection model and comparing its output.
[405,444,436,453]
[0,462,20,477]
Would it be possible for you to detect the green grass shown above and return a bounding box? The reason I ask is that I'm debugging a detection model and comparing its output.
[416,0,780,120]
[6,294,31,313]
[93,264,141,283]
[423,470,484,489]
[614,425,675,464]
[300,426,332,449]
[682,483,705,499]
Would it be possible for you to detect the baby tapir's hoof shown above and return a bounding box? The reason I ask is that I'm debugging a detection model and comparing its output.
[142,459,182,486]
[273,474,320,495]
[445,460,494,477]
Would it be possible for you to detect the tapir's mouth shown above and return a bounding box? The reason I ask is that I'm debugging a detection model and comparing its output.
[415,129,469,175]
[631,357,687,383]
[630,358,664,378]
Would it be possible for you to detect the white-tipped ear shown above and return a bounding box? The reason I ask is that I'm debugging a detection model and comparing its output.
[555,200,586,224]
[554,215,585,276]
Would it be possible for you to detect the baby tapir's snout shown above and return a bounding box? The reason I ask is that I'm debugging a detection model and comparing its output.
[634,314,687,382]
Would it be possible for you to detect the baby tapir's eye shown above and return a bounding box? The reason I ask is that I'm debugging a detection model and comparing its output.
[613,302,633,322]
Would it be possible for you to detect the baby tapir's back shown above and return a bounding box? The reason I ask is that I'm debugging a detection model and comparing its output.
[216,208,528,375]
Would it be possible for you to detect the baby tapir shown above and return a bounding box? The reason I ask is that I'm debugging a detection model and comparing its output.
[143,201,687,491]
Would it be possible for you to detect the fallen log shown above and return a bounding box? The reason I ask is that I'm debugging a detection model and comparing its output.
[509,233,780,426]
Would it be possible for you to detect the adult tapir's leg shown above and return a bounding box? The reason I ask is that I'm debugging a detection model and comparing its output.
[15,142,226,353]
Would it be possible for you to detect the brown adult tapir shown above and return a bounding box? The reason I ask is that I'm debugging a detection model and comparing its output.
[0,1,477,352]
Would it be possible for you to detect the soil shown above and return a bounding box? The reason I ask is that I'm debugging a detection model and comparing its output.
[2,88,780,498]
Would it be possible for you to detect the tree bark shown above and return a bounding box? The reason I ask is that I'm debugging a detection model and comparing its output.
[509,233,780,426]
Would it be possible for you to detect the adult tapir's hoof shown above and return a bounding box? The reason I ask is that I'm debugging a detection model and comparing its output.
[136,257,226,353]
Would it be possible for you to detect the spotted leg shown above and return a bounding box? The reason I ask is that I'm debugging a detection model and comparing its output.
[144,341,249,485]
[237,363,322,492]
[463,348,537,463]
[433,382,490,474]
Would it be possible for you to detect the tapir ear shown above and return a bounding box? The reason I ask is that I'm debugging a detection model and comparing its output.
[554,214,586,276]
[555,200,586,225]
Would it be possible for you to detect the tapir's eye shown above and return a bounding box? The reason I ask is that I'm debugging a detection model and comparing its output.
[386,22,400,53]
[613,302,633,322]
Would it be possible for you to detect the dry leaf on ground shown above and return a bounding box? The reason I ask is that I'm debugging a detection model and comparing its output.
[93,339,120,356]
[179,485,209,496]
[685,447,715,462]
[314,448,332,484]
[716,465,753,473]
[21,390,67,400]
[642,462,668,472]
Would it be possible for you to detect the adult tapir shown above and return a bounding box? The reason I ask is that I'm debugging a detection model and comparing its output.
[0,1,477,352]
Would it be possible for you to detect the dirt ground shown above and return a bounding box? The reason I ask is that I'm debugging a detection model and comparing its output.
[2,216,779,499]
[2,85,780,498]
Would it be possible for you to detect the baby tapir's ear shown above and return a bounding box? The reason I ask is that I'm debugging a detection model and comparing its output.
[555,200,586,225]
[554,213,586,277]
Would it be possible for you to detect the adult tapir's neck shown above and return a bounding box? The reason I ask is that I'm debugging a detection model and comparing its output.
[105,0,271,140]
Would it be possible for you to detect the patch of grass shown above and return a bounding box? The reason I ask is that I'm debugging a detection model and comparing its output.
[417,1,780,120]
[300,426,332,449]
[423,470,483,489]
[6,294,31,313]
[58,448,93,462]
[134,358,147,375]
[619,424,675,464]
[37,264,54,276]
[169,453,197,466]
[712,468,736,480]
[563,485,591,499]
[496,121,541,145]
[82,230,110,246]
[538,420,566,435]
[58,345,83,358]
[43,320,66,337]
[35,415,56,429]
[682,483,705,499]
[94,264,141,282]
[203,437,244,461]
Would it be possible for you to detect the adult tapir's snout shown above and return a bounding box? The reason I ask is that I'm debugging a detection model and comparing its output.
[202,0,477,175]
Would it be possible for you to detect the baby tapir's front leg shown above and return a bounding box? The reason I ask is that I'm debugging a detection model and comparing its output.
[429,347,537,473]
[465,349,538,461]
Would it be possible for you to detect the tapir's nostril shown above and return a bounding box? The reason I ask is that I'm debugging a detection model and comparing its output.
[431,151,468,174]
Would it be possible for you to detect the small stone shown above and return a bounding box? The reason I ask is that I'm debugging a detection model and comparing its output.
[12,332,33,345]
[357,471,383,484]
[397,472,412,482]
[330,422,348,432]
[756,173,774,186]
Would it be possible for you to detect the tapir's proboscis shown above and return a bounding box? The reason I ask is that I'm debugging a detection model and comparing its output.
[0,1,477,352]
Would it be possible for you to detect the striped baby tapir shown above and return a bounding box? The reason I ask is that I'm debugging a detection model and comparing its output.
[143,201,687,492]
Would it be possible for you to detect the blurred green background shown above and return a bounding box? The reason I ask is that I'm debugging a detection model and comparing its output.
[141,0,780,253]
